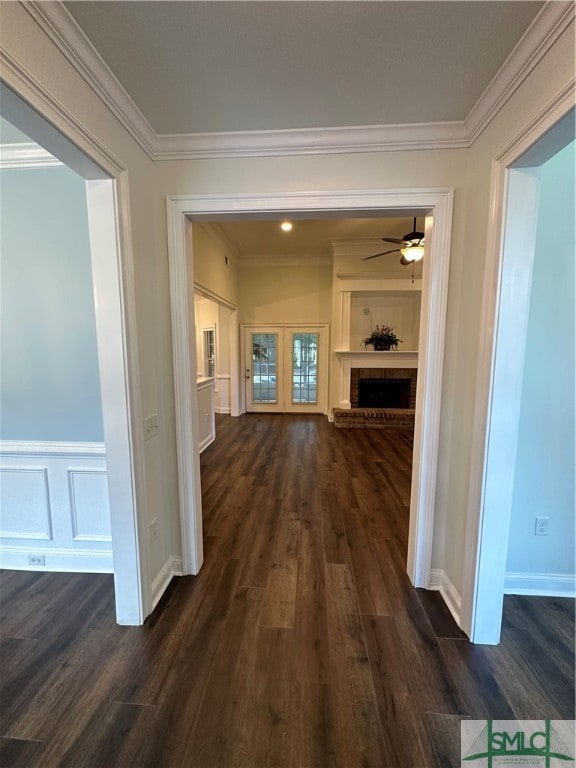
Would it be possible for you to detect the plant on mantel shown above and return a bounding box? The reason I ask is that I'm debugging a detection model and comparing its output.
[362,324,402,351]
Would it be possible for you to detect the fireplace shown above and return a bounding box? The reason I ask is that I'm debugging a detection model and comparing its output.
[350,367,417,409]
[358,378,411,409]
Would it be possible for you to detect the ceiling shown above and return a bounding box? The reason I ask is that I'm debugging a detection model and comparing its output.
[64,1,543,136]
[216,216,422,259]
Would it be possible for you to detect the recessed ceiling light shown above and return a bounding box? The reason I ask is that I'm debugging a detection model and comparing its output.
[280,221,293,232]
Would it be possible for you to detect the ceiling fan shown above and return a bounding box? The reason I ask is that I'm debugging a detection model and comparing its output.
[363,217,425,265]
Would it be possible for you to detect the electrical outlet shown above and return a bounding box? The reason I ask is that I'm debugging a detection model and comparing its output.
[150,517,158,540]
[143,414,159,440]
[28,554,45,566]
[363,307,370,315]
[535,516,549,536]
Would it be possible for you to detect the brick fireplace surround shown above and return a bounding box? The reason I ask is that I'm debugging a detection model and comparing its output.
[334,367,417,429]
[350,367,417,408]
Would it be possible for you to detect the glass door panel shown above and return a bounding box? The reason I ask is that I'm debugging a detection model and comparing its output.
[291,332,318,404]
[251,332,278,404]
[245,328,284,412]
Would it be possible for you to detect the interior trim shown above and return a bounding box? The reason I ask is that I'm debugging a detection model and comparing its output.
[0,142,62,168]
[167,188,454,597]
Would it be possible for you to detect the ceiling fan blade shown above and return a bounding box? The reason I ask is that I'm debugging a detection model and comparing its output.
[380,237,406,244]
[363,248,400,261]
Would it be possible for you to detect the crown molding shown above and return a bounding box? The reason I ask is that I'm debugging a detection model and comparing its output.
[23,1,574,162]
[465,2,575,144]
[24,1,156,160]
[153,122,468,160]
[0,142,62,168]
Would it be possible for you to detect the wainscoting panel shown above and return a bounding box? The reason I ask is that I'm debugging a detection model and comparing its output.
[0,441,112,572]
[215,374,231,414]
[0,466,52,539]
[68,468,112,541]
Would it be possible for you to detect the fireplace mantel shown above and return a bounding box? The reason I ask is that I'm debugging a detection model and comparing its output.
[335,350,418,368]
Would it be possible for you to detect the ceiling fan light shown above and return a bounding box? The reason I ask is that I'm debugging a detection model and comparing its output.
[401,245,424,262]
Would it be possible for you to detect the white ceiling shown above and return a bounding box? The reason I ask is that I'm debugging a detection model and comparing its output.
[64,1,543,135]
[216,216,422,259]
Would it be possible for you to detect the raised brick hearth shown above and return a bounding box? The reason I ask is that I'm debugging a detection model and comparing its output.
[333,407,415,429]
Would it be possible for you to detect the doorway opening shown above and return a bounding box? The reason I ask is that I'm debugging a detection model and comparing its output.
[462,108,575,644]
[0,85,146,624]
[166,188,454,602]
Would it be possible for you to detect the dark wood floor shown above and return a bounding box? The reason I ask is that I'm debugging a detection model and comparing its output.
[1,414,574,768]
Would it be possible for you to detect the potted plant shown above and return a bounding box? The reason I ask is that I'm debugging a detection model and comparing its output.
[362,324,402,351]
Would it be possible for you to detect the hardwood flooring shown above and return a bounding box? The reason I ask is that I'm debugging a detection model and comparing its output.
[1,413,574,767]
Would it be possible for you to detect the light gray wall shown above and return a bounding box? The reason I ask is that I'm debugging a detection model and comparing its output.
[507,140,575,576]
[0,165,104,441]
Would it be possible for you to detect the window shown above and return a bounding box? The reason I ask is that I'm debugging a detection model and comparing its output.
[203,328,215,377]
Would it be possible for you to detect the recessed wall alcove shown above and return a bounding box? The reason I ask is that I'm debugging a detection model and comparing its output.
[333,268,421,411]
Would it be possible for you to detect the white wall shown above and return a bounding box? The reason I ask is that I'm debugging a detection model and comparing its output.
[350,292,421,351]
[238,261,332,325]
[506,141,575,587]
[191,224,239,306]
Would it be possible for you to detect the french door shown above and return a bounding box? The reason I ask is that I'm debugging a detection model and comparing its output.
[244,325,327,413]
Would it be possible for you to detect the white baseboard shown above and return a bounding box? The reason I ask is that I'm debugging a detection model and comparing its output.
[150,555,185,609]
[151,557,174,609]
[199,433,215,453]
[429,568,462,626]
[504,571,576,597]
[0,544,113,573]
[215,406,231,414]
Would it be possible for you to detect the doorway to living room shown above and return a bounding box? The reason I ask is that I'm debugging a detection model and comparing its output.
[166,188,454,602]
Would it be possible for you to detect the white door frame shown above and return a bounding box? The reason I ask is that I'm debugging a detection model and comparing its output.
[166,188,454,587]
[460,97,575,644]
[193,283,241,417]
[0,85,149,624]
